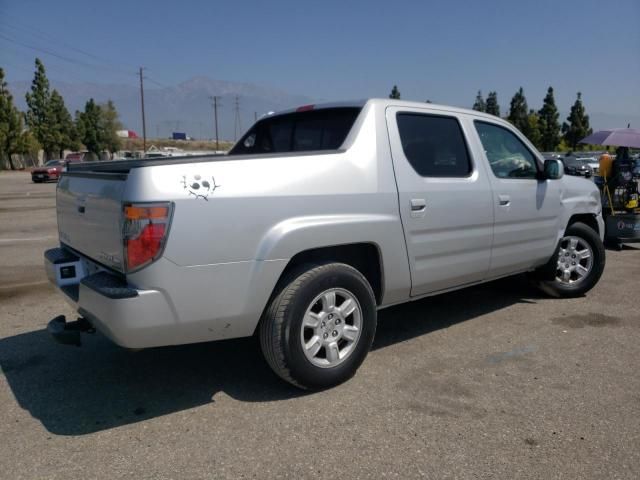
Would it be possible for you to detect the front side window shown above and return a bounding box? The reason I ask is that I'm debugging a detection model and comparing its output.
[396,113,472,177]
[474,121,538,179]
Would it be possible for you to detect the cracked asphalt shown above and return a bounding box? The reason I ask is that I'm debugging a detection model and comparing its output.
[1,170,639,479]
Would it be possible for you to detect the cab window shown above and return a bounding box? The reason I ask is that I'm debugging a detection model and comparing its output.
[229,107,361,155]
[474,121,539,179]
[396,113,472,177]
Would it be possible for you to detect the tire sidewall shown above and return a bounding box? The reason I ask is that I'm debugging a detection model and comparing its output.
[282,265,376,389]
[546,222,605,296]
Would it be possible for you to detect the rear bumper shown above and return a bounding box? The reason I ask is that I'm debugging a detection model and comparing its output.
[45,247,176,348]
[44,247,287,349]
[32,172,57,181]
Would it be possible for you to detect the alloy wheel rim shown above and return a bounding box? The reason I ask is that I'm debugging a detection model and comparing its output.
[300,288,362,368]
[555,235,593,285]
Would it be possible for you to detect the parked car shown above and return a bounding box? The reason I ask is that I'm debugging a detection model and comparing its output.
[577,156,599,175]
[559,156,594,178]
[31,159,65,183]
[44,99,606,390]
[65,152,90,162]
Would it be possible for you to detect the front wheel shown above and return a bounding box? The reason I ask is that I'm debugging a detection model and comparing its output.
[259,262,377,390]
[536,222,605,298]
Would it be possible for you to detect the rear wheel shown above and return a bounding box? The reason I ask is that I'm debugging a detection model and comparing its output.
[259,262,377,390]
[535,222,605,298]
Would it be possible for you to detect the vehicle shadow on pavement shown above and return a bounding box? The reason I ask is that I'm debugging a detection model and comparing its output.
[373,274,541,350]
[0,275,543,436]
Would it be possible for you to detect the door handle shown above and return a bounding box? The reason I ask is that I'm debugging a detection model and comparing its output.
[498,195,511,206]
[410,198,426,217]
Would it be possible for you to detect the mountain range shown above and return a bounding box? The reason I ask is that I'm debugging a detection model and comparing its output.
[7,76,639,142]
[9,76,314,141]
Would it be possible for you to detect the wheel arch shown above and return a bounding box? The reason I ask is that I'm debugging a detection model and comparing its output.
[566,213,600,236]
[272,242,384,306]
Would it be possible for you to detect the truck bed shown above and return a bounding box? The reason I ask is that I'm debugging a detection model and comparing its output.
[65,154,225,174]
[65,149,343,174]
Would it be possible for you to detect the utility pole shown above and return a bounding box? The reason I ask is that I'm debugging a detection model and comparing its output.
[209,95,220,151]
[138,67,147,153]
[234,96,242,141]
[254,111,258,123]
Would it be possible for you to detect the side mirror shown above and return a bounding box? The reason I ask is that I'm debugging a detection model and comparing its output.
[542,159,564,180]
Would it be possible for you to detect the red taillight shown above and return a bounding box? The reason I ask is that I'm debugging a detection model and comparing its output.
[123,203,172,271]
[296,104,315,112]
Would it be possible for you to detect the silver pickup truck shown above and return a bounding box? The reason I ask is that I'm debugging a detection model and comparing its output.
[45,99,605,389]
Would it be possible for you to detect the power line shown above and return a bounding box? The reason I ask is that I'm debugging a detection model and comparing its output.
[0,32,136,79]
[144,76,169,89]
[0,30,175,90]
[2,47,75,76]
[0,17,138,72]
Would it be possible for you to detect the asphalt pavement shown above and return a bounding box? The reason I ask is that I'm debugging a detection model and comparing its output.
[0,170,639,479]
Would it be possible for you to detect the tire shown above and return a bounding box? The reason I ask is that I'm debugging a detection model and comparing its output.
[260,262,377,390]
[535,222,605,298]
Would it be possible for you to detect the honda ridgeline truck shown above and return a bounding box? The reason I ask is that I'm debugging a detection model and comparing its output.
[45,99,606,389]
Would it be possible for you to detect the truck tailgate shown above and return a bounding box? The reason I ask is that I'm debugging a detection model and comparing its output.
[57,173,126,271]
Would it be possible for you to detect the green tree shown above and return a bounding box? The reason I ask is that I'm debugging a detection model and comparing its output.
[526,109,542,148]
[76,98,104,157]
[25,58,57,160]
[14,130,41,167]
[507,87,529,134]
[49,89,79,158]
[472,90,486,112]
[562,92,592,150]
[485,91,500,116]
[0,68,27,170]
[389,85,401,99]
[100,100,122,157]
[537,86,561,151]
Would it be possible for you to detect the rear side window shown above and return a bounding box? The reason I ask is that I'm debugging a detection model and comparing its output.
[229,107,361,155]
[396,113,472,177]
[474,121,539,179]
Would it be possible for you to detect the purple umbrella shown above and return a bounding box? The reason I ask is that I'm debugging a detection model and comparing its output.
[580,128,640,148]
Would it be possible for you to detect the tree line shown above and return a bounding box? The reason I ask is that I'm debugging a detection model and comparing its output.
[0,58,123,170]
[389,85,593,152]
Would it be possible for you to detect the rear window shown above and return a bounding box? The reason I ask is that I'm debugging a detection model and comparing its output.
[229,107,361,155]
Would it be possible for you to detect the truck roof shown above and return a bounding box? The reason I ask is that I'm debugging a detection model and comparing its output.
[268,98,504,123]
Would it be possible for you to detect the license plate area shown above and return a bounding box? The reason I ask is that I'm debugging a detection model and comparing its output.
[51,260,85,287]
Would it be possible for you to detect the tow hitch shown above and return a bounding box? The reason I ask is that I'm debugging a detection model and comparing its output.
[47,315,95,346]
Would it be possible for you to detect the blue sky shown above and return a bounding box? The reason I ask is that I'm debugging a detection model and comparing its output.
[1,0,639,119]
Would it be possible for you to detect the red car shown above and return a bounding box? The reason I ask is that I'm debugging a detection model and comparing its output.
[31,159,65,183]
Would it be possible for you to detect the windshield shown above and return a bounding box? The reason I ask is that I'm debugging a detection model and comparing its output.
[44,160,62,166]
[229,107,361,155]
